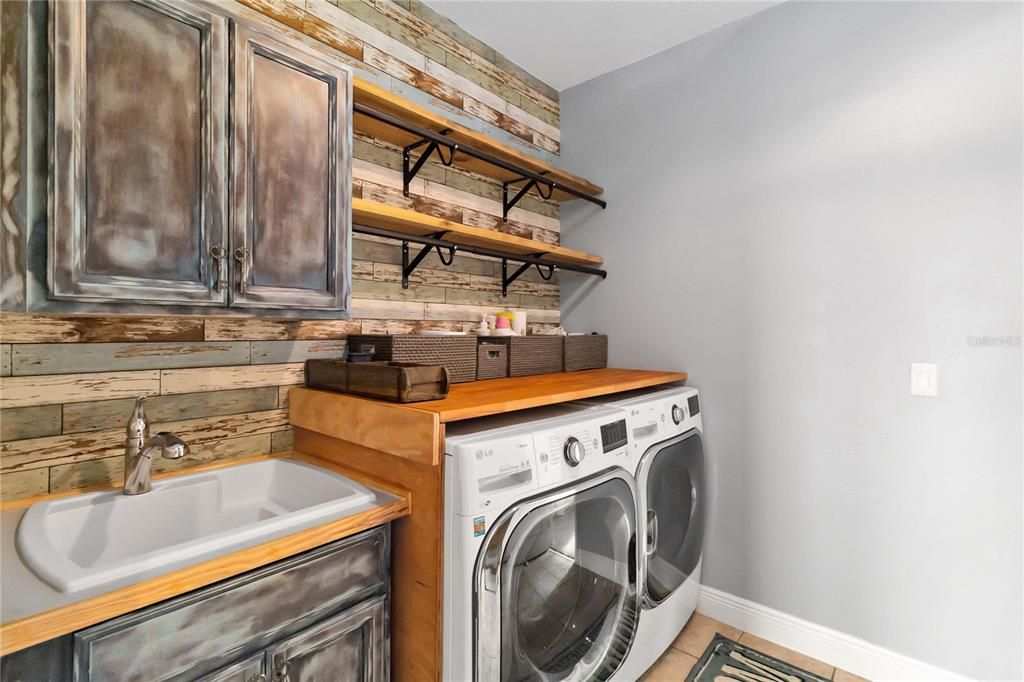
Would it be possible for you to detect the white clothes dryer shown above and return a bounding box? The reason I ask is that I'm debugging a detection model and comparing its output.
[574,386,706,681]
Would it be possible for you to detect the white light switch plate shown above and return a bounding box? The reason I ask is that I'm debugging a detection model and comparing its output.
[911,363,938,397]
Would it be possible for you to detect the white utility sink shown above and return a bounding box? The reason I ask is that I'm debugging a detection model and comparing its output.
[17,458,378,594]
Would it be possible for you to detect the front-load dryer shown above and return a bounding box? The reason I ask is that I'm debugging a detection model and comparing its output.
[574,386,706,681]
[443,404,639,682]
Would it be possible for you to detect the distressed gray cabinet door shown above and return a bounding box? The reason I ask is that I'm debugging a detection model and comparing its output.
[230,22,352,313]
[266,596,387,682]
[198,652,266,682]
[49,0,229,305]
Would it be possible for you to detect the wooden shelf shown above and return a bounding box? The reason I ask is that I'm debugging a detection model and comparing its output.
[352,198,604,268]
[353,78,603,203]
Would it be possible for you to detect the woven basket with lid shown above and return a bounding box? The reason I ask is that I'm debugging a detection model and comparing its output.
[348,335,478,383]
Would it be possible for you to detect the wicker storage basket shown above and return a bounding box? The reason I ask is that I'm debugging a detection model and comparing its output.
[305,359,450,402]
[485,336,563,377]
[347,335,477,383]
[563,334,609,372]
[477,343,509,380]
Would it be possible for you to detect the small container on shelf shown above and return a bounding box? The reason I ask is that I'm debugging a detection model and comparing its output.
[477,343,509,380]
[483,336,563,377]
[347,334,477,383]
[563,334,608,372]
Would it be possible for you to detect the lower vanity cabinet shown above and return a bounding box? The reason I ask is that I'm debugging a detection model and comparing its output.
[196,596,387,682]
[264,595,387,682]
[198,652,267,682]
[1,525,390,682]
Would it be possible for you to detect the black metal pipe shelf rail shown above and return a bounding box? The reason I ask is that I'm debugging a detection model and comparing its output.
[353,223,607,297]
[354,102,607,222]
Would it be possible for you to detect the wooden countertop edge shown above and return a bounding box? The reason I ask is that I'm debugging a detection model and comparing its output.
[428,370,689,422]
[0,453,412,657]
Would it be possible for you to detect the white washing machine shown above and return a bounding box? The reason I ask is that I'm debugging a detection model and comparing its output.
[443,404,642,682]
[574,386,706,681]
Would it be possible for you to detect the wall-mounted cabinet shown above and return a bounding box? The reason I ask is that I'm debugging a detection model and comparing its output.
[8,0,352,318]
[49,0,230,307]
[231,23,351,312]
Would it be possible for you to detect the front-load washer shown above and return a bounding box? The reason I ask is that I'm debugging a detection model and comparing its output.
[443,404,640,682]
[574,386,706,681]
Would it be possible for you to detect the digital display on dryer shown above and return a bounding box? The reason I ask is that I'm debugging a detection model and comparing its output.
[688,394,700,416]
[600,419,628,452]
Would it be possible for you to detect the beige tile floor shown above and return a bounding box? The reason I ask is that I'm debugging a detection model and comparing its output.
[640,612,870,682]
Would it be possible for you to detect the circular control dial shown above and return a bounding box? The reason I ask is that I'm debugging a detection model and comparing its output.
[563,436,586,466]
[671,404,685,425]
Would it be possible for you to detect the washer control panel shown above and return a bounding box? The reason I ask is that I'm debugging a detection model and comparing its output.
[445,404,632,514]
[533,409,630,487]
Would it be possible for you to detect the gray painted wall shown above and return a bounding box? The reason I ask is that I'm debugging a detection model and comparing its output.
[560,2,1022,679]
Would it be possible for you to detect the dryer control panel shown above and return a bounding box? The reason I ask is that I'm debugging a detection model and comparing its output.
[617,388,702,453]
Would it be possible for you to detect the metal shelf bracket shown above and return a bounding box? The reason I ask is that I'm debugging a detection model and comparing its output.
[501,255,551,296]
[502,174,554,222]
[401,232,455,289]
[403,130,456,197]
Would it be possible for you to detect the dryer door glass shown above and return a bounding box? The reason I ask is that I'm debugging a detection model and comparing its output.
[641,430,705,605]
[478,474,638,682]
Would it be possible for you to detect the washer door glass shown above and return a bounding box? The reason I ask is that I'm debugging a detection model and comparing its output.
[641,430,705,605]
[479,473,638,682]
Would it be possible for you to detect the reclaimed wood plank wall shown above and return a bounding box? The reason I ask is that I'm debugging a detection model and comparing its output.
[0,0,561,502]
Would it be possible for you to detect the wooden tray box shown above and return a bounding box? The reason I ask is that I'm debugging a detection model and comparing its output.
[305,360,450,403]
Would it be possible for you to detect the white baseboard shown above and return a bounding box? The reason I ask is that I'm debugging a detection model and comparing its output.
[697,585,972,682]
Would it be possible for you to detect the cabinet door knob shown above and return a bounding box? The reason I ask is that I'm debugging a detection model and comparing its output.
[210,244,226,292]
[234,247,251,295]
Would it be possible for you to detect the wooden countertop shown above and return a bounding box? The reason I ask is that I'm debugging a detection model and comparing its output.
[410,368,687,422]
[0,452,410,657]
[287,366,686,682]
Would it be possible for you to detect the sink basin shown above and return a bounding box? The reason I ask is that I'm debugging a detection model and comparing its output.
[17,458,379,594]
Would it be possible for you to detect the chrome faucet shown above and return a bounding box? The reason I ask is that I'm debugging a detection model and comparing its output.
[123,396,189,495]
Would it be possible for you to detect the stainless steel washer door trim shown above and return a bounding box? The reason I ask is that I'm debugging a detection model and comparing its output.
[635,428,704,609]
[472,467,639,682]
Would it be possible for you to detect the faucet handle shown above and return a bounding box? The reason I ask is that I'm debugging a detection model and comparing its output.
[126,395,149,439]
[144,432,189,460]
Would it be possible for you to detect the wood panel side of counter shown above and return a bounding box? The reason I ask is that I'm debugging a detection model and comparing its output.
[289,387,441,464]
[294,427,445,682]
